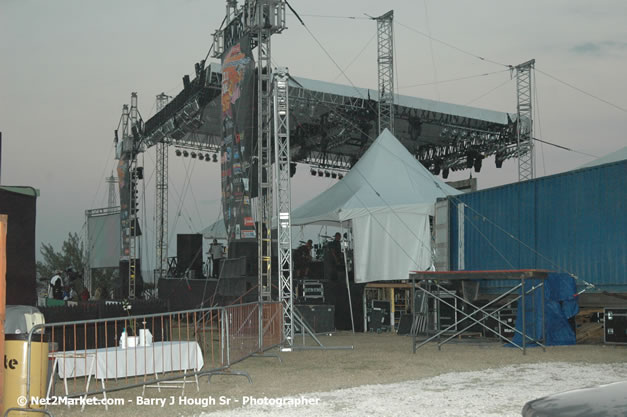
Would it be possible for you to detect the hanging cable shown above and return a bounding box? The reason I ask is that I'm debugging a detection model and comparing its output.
[532,137,598,158]
[286,1,378,114]
[536,68,627,114]
[533,69,547,176]
[422,0,441,100]
[400,70,508,89]
[331,32,376,82]
[395,20,512,68]
[464,77,512,105]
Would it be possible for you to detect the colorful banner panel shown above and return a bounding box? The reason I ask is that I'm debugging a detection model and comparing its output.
[221,37,256,241]
[117,158,130,257]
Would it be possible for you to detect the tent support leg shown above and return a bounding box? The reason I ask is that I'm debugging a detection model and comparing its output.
[341,222,355,334]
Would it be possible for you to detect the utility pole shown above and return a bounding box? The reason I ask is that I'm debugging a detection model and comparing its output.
[376,10,394,134]
[155,93,170,283]
[515,59,535,181]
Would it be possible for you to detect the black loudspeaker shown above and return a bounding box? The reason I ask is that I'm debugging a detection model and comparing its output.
[118,259,143,299]
[228,239,258,275]
[605,308,627,344]
[177,234,203,278]
[397,314,413,335]
[295,305,335,333]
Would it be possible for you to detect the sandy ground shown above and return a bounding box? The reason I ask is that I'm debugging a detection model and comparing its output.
[41,332,626,417]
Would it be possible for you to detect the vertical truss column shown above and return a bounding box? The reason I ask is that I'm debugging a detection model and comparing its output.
[273,68,293,345]
[128,92,139,299]
[376,10,394,134]
[515,59,535,181]
[155,93,170,282]
[256,28,273,303]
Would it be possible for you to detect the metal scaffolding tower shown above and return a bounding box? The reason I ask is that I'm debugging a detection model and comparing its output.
[155,93,170,282]
[376,10,394,134]
[106,172,118,208]
[273,67,294,346]
[229,1,286,304]
[128,92,140,299]
[515,59,535,181]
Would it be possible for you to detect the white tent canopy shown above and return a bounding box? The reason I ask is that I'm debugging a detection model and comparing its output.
[291,129,460,283]
[200,217,227,240]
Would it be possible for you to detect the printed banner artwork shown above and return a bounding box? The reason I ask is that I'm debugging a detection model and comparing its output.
[221,37,256,242]
[117,158,130,257]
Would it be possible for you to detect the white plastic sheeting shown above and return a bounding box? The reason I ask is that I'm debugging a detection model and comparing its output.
[291,129,460,283]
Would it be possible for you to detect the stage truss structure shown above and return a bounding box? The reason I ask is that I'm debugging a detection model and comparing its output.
[113,3,533,327]
[515,59,535,181]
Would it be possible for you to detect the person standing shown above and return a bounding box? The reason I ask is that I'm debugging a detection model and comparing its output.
[48,271,64,300]
[209,239,224,278]
[324,233,343,281]
[294,240,313,278]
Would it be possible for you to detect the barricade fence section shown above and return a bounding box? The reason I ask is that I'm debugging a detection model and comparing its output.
[20,302,283,407]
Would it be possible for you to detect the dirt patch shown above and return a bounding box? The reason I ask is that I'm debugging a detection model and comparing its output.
[44,332,626,416]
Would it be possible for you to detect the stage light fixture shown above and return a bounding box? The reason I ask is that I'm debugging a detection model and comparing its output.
[183,150,189,157]
[175,149,182,156]
[442,168,449,179]
[432,164,441,176]
[474,155,483,172]
[310,169,316,176]
[495,151,505,168]
[338,173,344,180]
[317,170,323,177]
[465,154,474,169]
[191,152,197,159]
[324,171,331,178]
[197,153,204,161]
[212,154,218,162]
[331,172,337,179]
[205,153,211,161]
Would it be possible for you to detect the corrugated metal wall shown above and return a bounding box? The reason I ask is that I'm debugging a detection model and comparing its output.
[450,160,627,292]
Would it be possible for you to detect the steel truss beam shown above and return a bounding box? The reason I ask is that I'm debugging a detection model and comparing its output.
[155,93,170,283]
[515,59,535,181]
[128,93,140,300]
[376,10,394,134]
[273,67,294,345]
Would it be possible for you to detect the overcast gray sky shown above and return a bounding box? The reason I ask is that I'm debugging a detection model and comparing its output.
[1,0,625,265]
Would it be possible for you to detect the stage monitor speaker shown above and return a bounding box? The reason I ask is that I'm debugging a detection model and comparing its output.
[177,234,203,278]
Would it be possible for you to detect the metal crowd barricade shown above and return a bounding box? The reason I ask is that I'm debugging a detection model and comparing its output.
[410,270,548,355]
[14,301,283,415]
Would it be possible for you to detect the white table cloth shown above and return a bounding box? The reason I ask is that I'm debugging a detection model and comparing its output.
[53,341,204,380]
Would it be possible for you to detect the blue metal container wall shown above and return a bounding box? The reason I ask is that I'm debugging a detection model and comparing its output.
[450,160,627,292]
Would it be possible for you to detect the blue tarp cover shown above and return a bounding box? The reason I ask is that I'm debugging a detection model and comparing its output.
[512,273,579,346]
